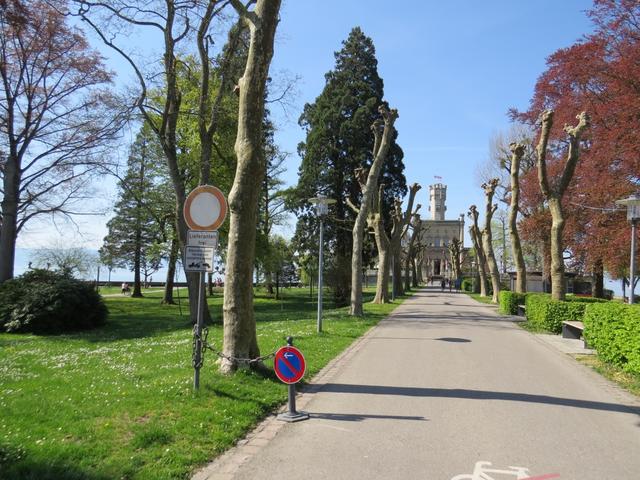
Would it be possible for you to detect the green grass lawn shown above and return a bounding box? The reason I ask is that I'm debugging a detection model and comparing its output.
[0,287,410,480]
[97,286,173,296]
[575,354,640,398]
[465,292,496,305]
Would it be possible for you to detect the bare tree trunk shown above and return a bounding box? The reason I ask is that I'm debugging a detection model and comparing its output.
[468,206,490,297]
[447,238,463,281]
[389,184,421,298]
[592,259,604,298]
[372,184,390,304]
[415,248,425,285]
[162,236,178,304]
[404,253,411,292]
[266,271,274,295]
[482,179,501,303]
[509,143,527,293]
[0,158,19,282]
[536,110,589,301]
[548,197,566,299]
[541,239,551,293]
[412,258,418,288]
[350,106,398,316]
[132,227,143,297]
[221,0,281,373]
[334,246,351,307]
[403,214,420,292]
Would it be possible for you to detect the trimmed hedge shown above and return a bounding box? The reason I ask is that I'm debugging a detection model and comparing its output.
[583,303,640,373]
[524,294,607,333]
[0,269,108,334]
[499,291,527,315]
[461,277,473,292]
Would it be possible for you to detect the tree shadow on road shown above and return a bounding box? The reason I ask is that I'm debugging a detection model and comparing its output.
[318,383,640,418]
[310,412,429,422]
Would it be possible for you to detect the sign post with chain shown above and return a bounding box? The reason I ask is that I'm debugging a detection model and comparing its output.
[184,185,227,390]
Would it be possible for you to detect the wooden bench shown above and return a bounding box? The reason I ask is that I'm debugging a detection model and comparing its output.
[562,321,588,348]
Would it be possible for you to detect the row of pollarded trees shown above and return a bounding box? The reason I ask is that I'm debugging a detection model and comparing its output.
[515,0,639,299]
[346,107,423,315]
[475,1,640,302]
[471,112,590,303]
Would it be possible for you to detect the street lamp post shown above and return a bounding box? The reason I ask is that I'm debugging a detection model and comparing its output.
[616,193,640,304]
[309,194,336,332]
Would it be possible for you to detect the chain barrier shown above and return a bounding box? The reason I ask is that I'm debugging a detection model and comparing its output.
[192,326,277,369]
[191,324,205,369]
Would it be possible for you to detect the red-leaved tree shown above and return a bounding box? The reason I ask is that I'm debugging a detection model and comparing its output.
[512,0,640,295]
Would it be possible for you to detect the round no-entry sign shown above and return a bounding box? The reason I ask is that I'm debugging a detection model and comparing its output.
[183,185,227,231]
[274,346,306,384]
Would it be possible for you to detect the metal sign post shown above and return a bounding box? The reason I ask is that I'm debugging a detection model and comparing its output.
[193,271,206,390]
[275,337,309,423]
[184,185,228,391]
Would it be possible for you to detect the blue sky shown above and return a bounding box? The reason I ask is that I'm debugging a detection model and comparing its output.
[269,0,594,239]
[15,1,597,279]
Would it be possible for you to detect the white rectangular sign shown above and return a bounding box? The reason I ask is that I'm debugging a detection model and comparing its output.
[187,230,219,248]
[184,246,214,272]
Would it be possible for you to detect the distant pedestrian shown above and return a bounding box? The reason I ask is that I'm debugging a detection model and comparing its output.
[449,279,452,292]
[441,278,445,291]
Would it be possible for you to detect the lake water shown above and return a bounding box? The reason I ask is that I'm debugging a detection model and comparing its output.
[13,248,187,284]
[12,248,627,298]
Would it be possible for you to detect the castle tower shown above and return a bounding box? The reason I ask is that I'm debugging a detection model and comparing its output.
[429,183,447,221]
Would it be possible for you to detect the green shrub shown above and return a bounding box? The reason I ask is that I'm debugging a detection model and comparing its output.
[565,295,607,304]
[0,269,107,334]
[583,303,640,373]
[524,293,605,333]
[499,291,527,315]
[461,278,473,292]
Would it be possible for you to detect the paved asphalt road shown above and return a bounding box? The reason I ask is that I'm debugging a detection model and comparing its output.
[197,287,640,480]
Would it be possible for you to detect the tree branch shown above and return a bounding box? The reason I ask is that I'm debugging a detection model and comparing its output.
[346,198,360,214]
[559,111,590,195]
[536,109,554,199]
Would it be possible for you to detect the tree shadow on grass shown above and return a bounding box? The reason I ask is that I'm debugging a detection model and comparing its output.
[0,458,111,480]
[5,288,384,344]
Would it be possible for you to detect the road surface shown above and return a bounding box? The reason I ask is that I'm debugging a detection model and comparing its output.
[195,287,640,480]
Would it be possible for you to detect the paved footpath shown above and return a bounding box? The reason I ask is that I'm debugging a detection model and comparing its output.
[194,288,640,480]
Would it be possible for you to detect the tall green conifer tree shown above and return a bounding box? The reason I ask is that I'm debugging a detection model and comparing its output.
[101,125,168,297]
[292,27,405,305]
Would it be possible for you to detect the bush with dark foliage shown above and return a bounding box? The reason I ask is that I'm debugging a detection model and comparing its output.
[0,269,107,334]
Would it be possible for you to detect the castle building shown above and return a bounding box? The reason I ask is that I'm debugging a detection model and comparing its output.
[419,183,465,279]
